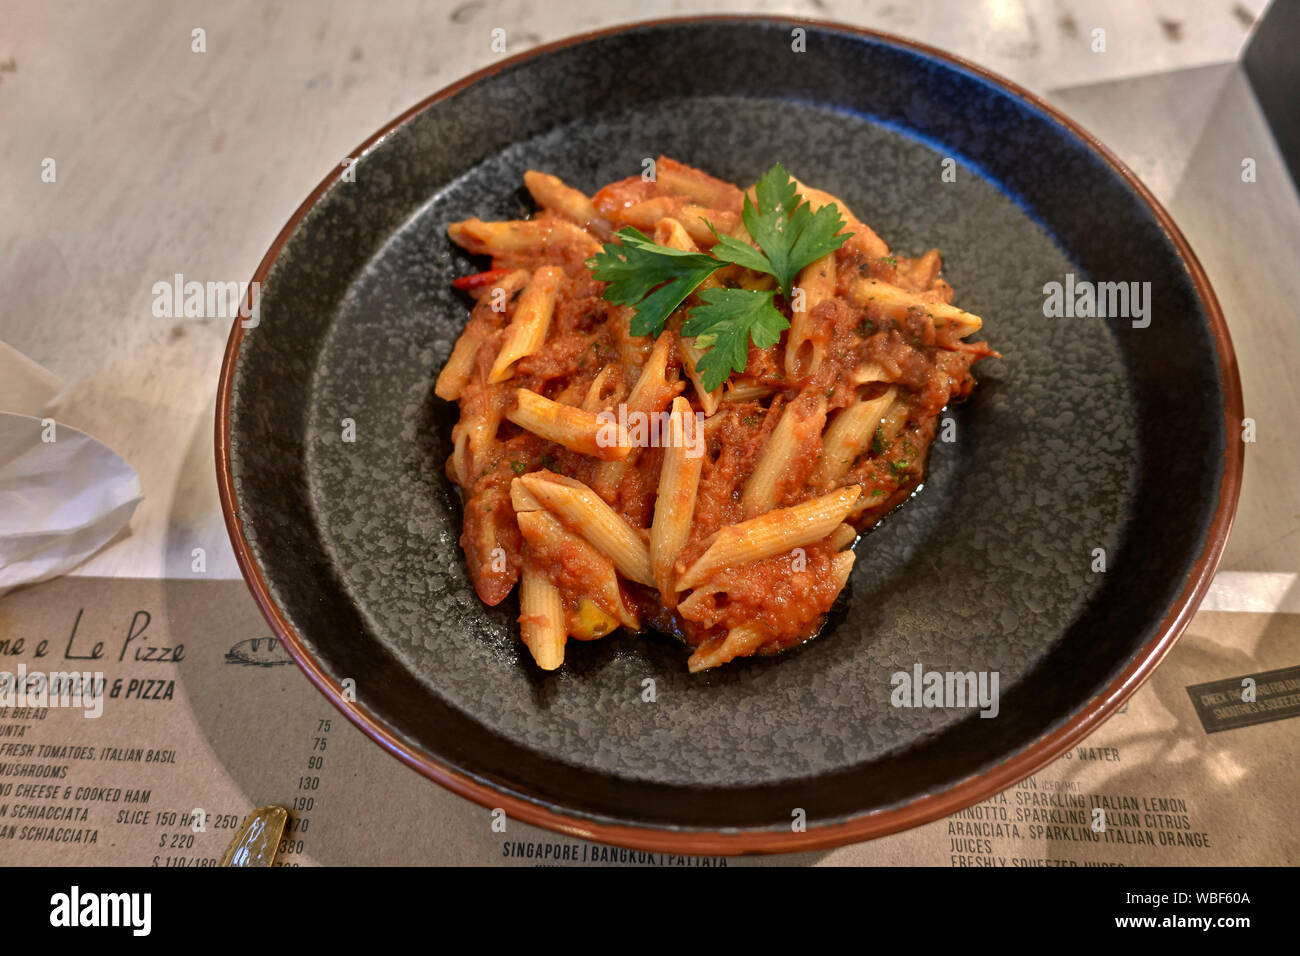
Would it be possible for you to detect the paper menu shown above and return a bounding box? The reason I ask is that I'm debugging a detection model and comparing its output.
[0,577,1295,866]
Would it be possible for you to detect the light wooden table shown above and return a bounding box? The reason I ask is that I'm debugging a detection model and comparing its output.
[0,0,1292,589]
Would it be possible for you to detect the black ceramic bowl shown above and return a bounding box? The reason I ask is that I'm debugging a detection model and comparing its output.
[217,17,1241,853]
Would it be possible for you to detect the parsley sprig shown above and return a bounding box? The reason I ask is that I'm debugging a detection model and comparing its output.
[586,163,850,390]
[712,164,848,298]
[681,289,788,391]
[586,227,722,338]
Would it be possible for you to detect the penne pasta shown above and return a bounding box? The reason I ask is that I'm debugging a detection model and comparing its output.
[518,472,655,587]
[450,426,472,487]
[517,509,637,629]
[852,362,889,385]
[896,248,943,292]
[506,388,631,461]
[488,266,564,383]
[878,397,909,443]
[436,270,531,400]
[523,170,611,238]
[816,387,898,483]
[849,277,983,335]
[655,156,745,212]
[649,397,704,601]
[827,522,857,552]
[624,331,682,418]
[519,566,565,670]
[653,216,696,252]
[786,253,836,378]
[687,622,772,673]
[593,331,681,490]
[462,402,502,463]
[448,217,601,258]
[677,486,862,590]
[460,486,519,607]
[741,393,828,517]
[830,549,856,589]
[581,364,621,414]
[509,477,543,512]
[788,177,855,220]
[619,198,738,247]
[722,380,777,403]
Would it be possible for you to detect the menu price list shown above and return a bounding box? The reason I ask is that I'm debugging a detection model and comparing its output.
[0,578,1296,867]
[948,777,1213,868]
[0,708,337,867]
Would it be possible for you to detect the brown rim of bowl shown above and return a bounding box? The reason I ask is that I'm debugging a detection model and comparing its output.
[215,15,1244,856]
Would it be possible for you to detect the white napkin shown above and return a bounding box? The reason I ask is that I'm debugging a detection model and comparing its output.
[0,344,142,595]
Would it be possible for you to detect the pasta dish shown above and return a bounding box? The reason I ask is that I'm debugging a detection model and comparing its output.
[436,158,997,671]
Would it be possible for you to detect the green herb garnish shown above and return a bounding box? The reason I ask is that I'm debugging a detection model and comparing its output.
[712,163,849,297]
[587,227,723,337]
[680,289,788,391]
[586,163,849,389]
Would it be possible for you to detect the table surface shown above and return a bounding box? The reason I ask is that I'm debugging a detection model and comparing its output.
[0,0,1295,600]
[2,0,1295,587]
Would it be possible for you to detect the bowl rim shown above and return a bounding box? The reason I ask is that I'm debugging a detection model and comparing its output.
[214,14,1244,855]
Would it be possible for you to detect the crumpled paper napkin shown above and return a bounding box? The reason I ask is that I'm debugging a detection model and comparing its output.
[0,342,142,595]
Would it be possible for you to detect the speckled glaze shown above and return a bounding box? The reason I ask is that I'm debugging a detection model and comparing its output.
[217,19,1241,851]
